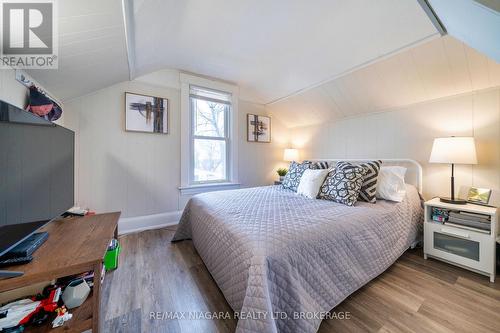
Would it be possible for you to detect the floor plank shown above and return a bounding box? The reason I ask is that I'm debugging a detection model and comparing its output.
[101,228,500,332]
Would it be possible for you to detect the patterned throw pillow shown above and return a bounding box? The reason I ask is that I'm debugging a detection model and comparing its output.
[282,161,314,192]
[339,160,382,203]
[313,161,329,169]
[318,162,366,206]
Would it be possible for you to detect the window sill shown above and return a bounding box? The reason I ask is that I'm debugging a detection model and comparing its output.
[178,182,241,195]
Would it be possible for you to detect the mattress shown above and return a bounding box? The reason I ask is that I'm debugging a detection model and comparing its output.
[172,184,423,333]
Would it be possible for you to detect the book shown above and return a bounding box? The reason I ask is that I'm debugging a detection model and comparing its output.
[449,212,490,223]
[444,222,490,234]
[448,215,490,224]
[448,216,491,231]
[432,207,449,218]
[454,211,491,222]
[431,207,449,223]
[432,215,446,223]
[449,213,490,224]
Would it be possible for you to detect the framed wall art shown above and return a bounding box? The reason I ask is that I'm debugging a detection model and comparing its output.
[247,114,271,143]
[125,92,169,134]
[467,187,492,205]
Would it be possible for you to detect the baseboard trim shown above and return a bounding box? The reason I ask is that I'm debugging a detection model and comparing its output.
[118,211,182,235]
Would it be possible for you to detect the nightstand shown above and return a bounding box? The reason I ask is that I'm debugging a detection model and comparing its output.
[274,181,282,185]
[423,198,498,282]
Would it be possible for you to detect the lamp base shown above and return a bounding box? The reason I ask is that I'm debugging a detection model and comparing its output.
[439,197,467,205]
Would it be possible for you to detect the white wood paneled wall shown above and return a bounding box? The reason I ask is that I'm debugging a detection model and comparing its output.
[62,72,287,220]
[269,36,500,128]
[290,88,500,199]
[63,80,182,219]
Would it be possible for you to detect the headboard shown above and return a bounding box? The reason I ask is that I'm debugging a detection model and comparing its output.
[309,159,423,193]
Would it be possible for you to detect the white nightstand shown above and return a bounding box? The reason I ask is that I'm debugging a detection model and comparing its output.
[424,198,499,282]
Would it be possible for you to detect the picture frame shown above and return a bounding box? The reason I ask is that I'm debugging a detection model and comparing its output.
[467,187,492,205]
[125,92,169,134]
[247,114,271,143]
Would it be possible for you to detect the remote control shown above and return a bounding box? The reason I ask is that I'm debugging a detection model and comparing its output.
[0,255,33,267]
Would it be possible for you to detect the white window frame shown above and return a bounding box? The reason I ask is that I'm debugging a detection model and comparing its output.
[179,73,239,195]
[189,87,231,184]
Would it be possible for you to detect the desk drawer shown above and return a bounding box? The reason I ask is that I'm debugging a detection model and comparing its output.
[424,222,492,273]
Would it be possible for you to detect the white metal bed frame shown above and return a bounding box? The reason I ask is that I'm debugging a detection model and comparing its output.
[309,158,423,193]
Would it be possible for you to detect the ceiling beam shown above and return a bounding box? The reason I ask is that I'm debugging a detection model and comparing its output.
[417,0,447,36]
[121,0,136,80]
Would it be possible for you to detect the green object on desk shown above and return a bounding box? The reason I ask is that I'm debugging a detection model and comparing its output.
[104,240,120,271]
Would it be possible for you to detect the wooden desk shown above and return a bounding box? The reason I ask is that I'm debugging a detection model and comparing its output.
[0,212,120,332]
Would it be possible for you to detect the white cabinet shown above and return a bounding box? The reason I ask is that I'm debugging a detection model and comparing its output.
[423,198,498,282]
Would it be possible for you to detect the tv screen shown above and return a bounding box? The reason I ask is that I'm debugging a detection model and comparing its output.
[0,99,74,227]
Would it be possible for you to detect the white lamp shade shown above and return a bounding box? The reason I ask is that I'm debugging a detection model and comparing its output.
[283,148,299,162]
[429,137,477,164]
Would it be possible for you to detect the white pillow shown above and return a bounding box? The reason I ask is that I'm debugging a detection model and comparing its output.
[297,169,329,199]
[376,166,407,202]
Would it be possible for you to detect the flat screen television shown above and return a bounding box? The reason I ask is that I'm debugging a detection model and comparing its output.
[0,99,74,269]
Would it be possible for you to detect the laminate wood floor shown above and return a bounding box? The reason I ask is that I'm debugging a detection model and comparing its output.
[101,226,500,333]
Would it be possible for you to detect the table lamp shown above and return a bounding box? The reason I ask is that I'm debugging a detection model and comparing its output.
[429,136,477,204]
[284,148,299,162]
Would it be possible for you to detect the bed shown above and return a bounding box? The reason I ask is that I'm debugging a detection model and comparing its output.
[172,159,424,333]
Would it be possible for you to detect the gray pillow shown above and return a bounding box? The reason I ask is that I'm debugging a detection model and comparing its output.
[318,162,366,206]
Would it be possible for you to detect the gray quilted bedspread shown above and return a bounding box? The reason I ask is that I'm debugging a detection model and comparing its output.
[172,185,423,333]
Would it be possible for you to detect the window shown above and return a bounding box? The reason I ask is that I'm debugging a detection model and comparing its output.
[179,73,239,195]
[190,86,231,184]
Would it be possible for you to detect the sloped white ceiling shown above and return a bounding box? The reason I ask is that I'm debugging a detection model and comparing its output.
[267,36,500,128]
[26,0,129,101]
[130,0,438,104]
[23,0,439,103]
